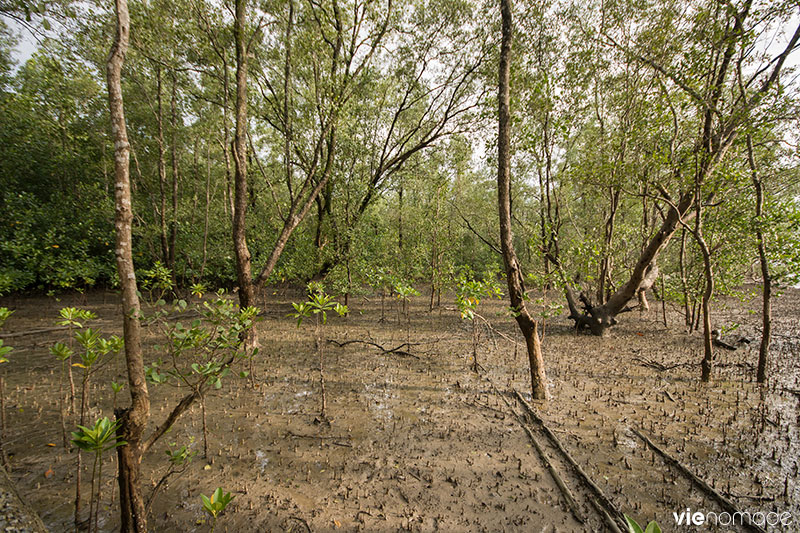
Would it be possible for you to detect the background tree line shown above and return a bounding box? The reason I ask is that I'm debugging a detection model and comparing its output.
[1,0,798,331]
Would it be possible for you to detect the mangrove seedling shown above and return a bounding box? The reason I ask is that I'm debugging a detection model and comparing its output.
[143,295,260,458]
[624,515,661,533]
[394,281,420,348]
[455,274,503,372]
[291,284,347,423]
[50,342,74,447]
[145,441,196,516]
[110,380,124,413]
[70,328,123,530]
[71,417,126,533]
[56,307,96,415]
[201,487,234,533]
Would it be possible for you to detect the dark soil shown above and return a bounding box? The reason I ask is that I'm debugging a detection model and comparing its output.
[0,287,798,532]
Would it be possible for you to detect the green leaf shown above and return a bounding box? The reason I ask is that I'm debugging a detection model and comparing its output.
[644,521,661,533]
[624,514,645,533]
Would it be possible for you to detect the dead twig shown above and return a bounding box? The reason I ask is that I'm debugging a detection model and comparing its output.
[285,515,311,533]
[632,357,690,371]
[286,431,351,441]
[326,339,420,359]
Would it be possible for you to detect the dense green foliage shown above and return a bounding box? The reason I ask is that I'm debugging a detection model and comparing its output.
[0,0,798,318]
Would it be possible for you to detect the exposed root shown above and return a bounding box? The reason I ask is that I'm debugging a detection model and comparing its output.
[631,427,767,533]
[513,389,626,533]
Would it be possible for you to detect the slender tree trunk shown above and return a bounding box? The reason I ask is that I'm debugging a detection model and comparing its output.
[169,73,179,278]
[107,2,150,531]
[679,228,691,327]
[748,135,771,383]
[283,0,294,200]
[200,392,208,459]
[156,66,169,268]
[430,189,440,311]
[74,371,91,529]
[694,198,714,383]
[498,0,547,400]
[398,186,404,253]
[94,454,103,533]
[598,187,620,305]
[59,363,67,448]
[471,320,478,371]
[232,0,257,318]
[538,167,549,284]
[200,140,211,279]
[221,56,234,221]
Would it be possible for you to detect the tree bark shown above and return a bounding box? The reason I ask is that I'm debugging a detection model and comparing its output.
[107,1,150,530]
[598,187,620,305]
[169,72,179,278]
[679,228,691,327]
[568,192,693,336]
[200,140,211,279]
[748,135,771,383]
[637,263,659,313]
[498,0,547,400]
[693,197,714,382]
[221,54,234,221]
[283,0,294,201]
[232,0,257,315]
[156,66,169,269]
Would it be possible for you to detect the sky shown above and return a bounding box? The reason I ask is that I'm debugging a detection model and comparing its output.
[5,17,40,68]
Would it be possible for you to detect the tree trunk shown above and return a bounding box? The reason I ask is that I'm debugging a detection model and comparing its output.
[694,198,714,383]
[156,66,169,268]
[107,1,150,530]
[598,187,620,305]
[498,0,547,400]
[200,140,211,279]
[398,185,404,253]
[169,73,179,278]
[232,0,257,319]
[430,188,440,311]
[566,193,693,336]
[636,263,659,313]
[221,56,234,221]
[679,228,691,327]
[283,0,294,200]
[748,135,771,384]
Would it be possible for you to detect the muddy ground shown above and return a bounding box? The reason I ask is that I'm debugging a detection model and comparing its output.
[0,286,798,532]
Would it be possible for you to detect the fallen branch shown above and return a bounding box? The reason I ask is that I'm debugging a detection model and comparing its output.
[326,339,420,359]
[0,309,205,339]
[0,325,77,339]
[492,385,585,525]
[519,417,586,524]
[513,389,625,533]
[631,427,767,533]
